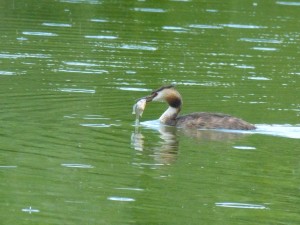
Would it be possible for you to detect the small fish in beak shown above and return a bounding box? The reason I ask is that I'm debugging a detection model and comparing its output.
[132,90,158,124]
[132,98,147,125]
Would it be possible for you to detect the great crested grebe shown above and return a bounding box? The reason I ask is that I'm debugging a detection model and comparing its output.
[141,85,256,130]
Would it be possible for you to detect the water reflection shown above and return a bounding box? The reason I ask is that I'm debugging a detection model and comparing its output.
[189,24,223,29]
[215,202,269,210]
[239,38,283,44]
[0,71,15,76]
[276,1,300,6]
[0,165,18,168]
[0,53,51,59]
[131,121,249,165]
[59,0,101,4]
[132,7,167,13]
[252,47,278,51]
[84,35,118,39]
[42,22,72,27]
[107,196,135,202]
[58,88,96,93]
[233,146,256,150]
[221,24,267,29]
[22,31,58,37]
[22,206,40,214]
[61,163,94,168]
[132,121,300,165]
[131,123,179,165]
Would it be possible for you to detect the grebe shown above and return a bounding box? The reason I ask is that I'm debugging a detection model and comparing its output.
[141,85,256,130]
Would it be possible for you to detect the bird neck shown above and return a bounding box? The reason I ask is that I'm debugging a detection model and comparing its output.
[159,106,181,126]
[159,91,182,125]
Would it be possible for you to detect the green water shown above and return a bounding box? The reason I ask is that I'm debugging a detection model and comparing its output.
[1,0,300,224]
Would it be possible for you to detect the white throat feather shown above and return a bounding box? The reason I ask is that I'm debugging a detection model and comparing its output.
[159,106,180,125]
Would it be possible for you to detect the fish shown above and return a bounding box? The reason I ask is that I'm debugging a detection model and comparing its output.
[132,98,147,124]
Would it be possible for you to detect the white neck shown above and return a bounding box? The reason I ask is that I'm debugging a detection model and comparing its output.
[159,106,179,125]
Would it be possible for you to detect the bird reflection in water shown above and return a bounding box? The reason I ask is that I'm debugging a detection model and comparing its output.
[131,122,248,165]
[131,123,179,165]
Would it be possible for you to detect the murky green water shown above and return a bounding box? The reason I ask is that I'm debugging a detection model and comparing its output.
[1,0,300,224]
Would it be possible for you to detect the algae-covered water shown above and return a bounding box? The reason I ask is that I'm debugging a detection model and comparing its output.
[1,1,300,224]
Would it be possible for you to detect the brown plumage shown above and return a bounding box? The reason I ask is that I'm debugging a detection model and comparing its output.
[142,85,256,130]
[176,112,255,129]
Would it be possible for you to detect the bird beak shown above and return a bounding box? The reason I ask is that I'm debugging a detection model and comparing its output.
[137,92,156,103]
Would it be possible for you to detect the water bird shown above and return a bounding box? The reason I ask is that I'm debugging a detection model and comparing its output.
[140,85,256,130]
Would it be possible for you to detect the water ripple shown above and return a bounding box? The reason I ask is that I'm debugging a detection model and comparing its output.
[216,202,269,209]
[120,44,157,51]
[42,22,72,27]
[0,53,51,59]
[22,206,40,214]
[248,76,271,81]
[61,163,94,168]
[234,64,255,69]
[221,124,300,139]
[60,0,101,4]
[85,35,118,39]
[0,71,15,76]
[58,88,96,94]
[63,61,99,67]
[107,196,135,202]
[80,123,120,128]
[133,7,166,13]
[252,47,278,51]
[83,115,109,120]
[276,1,300,6]
[189,24,223,29]
[57,68,108,74]
[0,165,18,168]
[22,31,58,36]
[114,187,144,191]
[90,18,108,23]
[239,38,282,44]
[162,26,188,32]
[233,146,256,150]
[222,24,267,29]
[255,124,300,139]
[117,87,151,92]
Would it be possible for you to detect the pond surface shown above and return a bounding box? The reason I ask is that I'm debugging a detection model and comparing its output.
[1,0,300,224]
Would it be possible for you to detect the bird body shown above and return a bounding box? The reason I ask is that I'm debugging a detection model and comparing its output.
[141,85,256,130]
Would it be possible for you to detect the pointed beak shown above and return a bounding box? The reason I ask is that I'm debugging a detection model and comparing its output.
[137,92,156,103]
